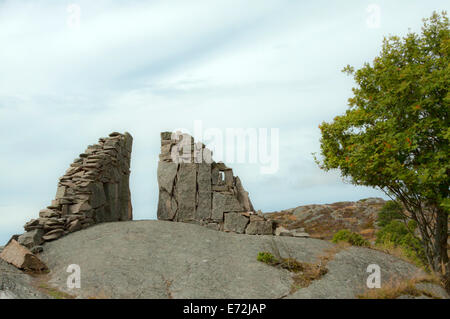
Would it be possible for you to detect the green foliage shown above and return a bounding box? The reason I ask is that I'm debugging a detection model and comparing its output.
[316,12,449,272]
[377,201,404,227]
[257,252,276,264]
[332,229,369,246]
[376,220,428,268]
[316,11,449,212]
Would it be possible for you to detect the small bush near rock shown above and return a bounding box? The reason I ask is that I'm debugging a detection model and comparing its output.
[331,229,369,247]
[376,220,427,269]
[257,252,276,265]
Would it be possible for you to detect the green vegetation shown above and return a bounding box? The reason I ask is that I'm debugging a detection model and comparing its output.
[377,201,403,228]
[376,202,428,269]
[257,252,276,265]
[316,12,449,277]
[38,283,75,299]
[331,229,369,247]
[357,275,441,299]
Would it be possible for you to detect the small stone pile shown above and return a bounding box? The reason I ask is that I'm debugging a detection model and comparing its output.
[18,132,133,252]
[157,132,274,235]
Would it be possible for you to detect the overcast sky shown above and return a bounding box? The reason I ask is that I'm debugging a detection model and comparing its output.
[1,0,448,244]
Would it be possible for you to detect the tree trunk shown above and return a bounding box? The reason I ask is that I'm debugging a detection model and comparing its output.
[433,207,449,290]
[405,202,448,290]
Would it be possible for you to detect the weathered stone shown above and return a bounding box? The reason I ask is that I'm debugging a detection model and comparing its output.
[17,229,44,248]
[224,213,249,234]
[0,240,47,271]
[24,219,41,231]
[175,163,197,222]
[245,220,273,235]
[68,219,82,233]
[224,170,234,186]
[30,246,44,254]
[275,226,293,237]
[235,176,254,212]
[157,161,178,194]
[42,229,64,241]
[55,186,67,199]
[212,185,229,192]
[109,132,121,137]
[250,214,265,222]
[196,163,212,220]
[88,182,107,208]
[212,193,244,221]
[291,228,310,238]
[157,190,177,221]
[6,235,20,246]
[161,131,172,140]
[211,166,220,185]
[69,201,92,214]
[161,143,171,155]
[39,208,60,219]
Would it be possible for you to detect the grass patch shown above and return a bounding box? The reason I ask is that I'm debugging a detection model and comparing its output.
[37,283,75,299]
[257,252,330,292]
[357,275,442,299]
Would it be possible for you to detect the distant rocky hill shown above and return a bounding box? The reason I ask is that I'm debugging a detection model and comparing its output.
[265,198,386,242]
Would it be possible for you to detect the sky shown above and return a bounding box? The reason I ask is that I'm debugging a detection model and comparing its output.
[0,0,448,244]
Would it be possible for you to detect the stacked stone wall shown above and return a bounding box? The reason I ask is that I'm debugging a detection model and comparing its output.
[18,132,133,251]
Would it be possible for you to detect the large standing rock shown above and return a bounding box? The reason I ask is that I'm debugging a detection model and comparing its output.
[156,132,273,236]
[0,240,47,272]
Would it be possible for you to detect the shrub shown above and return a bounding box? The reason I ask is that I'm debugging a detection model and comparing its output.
[331,229,369,246]
[257,252,276,265]
[377,201,403,227]
[376,220,427,269]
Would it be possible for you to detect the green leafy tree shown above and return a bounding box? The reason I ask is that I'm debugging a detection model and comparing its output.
[377,200,404,227]
[316,12,449,282]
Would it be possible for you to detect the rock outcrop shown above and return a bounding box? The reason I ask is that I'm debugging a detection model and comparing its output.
[157,131,273,235]
[265,198,386,241]
[0,240,47,272]
[19,132,133,249]
[36,220,448,299]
